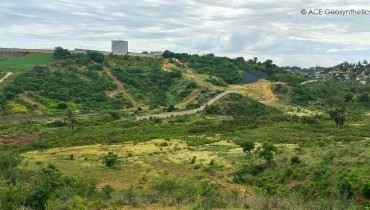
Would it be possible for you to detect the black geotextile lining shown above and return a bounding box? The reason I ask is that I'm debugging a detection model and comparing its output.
[242,71,268,84]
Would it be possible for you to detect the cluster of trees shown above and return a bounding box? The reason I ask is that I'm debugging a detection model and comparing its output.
[238,140,277,165]
[1,49,133,113]
[205,93,279,117]
[275,80,370,107]
[162,50,284,84]
[108,56,196,109]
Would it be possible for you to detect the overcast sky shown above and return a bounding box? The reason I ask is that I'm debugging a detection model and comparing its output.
[1,0,370,67]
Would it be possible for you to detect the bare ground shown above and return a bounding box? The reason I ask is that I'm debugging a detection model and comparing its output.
[103,67,139,108]
[0,133,39,145]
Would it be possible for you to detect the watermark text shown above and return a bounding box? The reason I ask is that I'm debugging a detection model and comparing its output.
[301,9,370,16]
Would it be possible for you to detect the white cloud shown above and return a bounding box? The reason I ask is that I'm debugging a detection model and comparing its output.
[0,0,370,67]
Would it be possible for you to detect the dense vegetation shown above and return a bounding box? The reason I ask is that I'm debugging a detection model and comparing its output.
[0,49,370,209]
[273,79,370,108]
[162,50,284,84]
[107,55,197,109]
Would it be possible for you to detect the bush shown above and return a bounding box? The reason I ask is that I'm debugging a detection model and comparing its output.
[362,181,370,199]
[291,156,301,165]
[338,176,353,199]
[88,63,104,71]
[56,102,68,110]
[300,116,319,126]
[102,152,119,168]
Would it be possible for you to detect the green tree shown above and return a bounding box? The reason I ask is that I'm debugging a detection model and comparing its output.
[259,142,277,165]
[328,107,346,127]
[87,51,104,63]
[240,140,255,154]
[64,110,77,129]
[53,46,71,60]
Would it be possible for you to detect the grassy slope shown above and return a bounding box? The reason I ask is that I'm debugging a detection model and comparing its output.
[2,108,368,208]
[0,53,53,72]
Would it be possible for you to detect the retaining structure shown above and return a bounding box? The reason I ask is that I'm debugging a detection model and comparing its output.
[136,89,241,120]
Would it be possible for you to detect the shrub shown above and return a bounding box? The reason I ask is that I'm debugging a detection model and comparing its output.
[291,156,301,165]
[102,152,119,168]
[190,156,197,164]
[159,142,169,147]
[101,185,114,199]
[300,116,319,126]
[362,181,370,199]
[338,176,352,199]
[56,102,68,110]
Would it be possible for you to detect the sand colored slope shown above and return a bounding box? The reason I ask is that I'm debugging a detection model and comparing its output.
[229,79,279,104]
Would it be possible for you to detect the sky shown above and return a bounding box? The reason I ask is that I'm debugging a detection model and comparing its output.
[1,0,370,67]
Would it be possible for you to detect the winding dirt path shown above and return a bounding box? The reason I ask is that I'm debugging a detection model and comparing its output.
[137,90,241,120]
[103,67,139,108]
[0,72,13,84]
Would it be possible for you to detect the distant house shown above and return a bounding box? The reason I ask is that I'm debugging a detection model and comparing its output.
[360,80,367,85]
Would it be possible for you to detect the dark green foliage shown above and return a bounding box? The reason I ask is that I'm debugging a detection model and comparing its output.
[108,56,193,108]
[167,105,175,112]
[205,77,227,87]
[0,153,20,171]
[358,93,369,102]
[240,140,255,154]
[88,63,104,71]
[102,152,119,168]
[329,107,346,127]
[105,110,121,121]
[259,142,277,165]
[162,50,284,84]
[190,156,196,164]
[2,64,131,112]
[362,181,370,199]
[87,51,104,63]
[338,176,353,199]
[291,156,301,165]
[206,94,279,116]
[233,164,268,183]
[287,80,370,108]
[344,93,353,102]
[64,110,77,129]
[101,185,114,199]
[300,116,319,126]
[159,142,169,147]
[0,153,20,185]
[53,47,71,60]
[56,102,68,110]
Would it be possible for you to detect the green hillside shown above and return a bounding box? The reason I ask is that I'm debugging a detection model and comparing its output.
[0,53,53,72]
[0,49,370,209]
